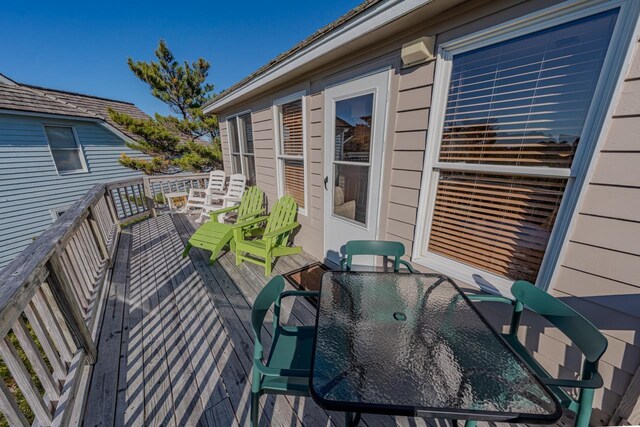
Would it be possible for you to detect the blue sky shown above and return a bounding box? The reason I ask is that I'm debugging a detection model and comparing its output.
[0,0,361,116]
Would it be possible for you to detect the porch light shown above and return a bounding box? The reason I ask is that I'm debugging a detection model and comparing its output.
[401,36,435,68]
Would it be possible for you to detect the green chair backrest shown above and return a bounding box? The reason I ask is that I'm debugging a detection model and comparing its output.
[251,276,285,355]
[238,186,264,218]
[511,281,607,363]
[263,196,298,246]
[342,240,406,272]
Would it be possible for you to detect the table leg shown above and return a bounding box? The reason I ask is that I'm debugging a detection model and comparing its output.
[344,412,361,426]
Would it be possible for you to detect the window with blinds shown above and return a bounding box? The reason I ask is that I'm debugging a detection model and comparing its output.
[276,99,306,210]
[425,9,618,283]
[227,114,256,184]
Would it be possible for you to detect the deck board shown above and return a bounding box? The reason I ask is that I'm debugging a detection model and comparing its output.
[82,214,570,427]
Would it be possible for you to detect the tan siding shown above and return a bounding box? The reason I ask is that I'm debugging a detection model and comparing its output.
[581,185,640,222]
[548,40,640,423]
[219,120,231,172]
[250,108,277,206]
[603,117,640,151]
[394,130,427,151]
[613,79,640,116]
[301,91,325,257]
[380,60,435,259]
[591,152,640,187]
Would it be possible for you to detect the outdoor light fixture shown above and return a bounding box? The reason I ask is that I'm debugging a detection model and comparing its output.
[401,36,435,68]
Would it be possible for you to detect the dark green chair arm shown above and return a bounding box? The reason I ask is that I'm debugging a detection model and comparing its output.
[542,372,604,389]
[279,290,320,299]
[254,360,310,378]
[264,222,300,239]
[466,294,515,304]
[398,259,416,273]
[339,258,348,270]
[275,290,319,326]
[231,215,270,229]
[238,208,266,221]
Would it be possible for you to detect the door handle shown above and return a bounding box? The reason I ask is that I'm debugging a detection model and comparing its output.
[324,176,328,190]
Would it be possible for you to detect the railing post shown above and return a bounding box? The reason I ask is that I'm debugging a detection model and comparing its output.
[88,206,110,265]
[104,188,122,230]
[143,176,157,218]
[47,255,97,364]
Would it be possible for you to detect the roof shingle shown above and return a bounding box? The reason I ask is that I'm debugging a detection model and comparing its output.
[0,78,149,140]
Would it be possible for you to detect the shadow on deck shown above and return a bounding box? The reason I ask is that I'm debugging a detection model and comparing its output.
[81,214,569,427]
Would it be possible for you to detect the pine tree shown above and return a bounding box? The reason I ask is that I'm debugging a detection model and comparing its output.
[110,40,221,174]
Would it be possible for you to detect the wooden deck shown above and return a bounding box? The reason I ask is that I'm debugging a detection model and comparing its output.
[81,214,569,427]
[81,214,369,426]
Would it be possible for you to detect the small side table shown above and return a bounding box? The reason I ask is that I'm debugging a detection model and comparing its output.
[164,191,189,212]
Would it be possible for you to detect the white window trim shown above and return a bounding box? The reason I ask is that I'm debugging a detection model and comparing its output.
[412,0,640,296]
[49,206,69,221]
[226,110,254,178]
[43,124,88,175]
[272,91,308,215]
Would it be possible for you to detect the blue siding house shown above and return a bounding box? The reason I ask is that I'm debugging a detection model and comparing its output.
[0,74,146,269]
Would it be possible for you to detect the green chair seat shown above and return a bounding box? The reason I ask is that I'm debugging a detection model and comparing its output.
[182,186,264,263]
[234,195,301,276]
[251,277,318,426]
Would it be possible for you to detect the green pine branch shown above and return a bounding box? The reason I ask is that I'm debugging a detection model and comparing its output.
[112,40,222,175]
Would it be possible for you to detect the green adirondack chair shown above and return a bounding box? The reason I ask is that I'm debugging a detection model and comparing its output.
[182,186,265,263]
[250,276,317,426]
[233,195,301,276]
[463,280,607,427]
[340,240,416,272]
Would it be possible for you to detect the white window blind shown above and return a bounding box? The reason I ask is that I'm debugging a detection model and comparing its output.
[277,99,306,209]
[426,9,619,283]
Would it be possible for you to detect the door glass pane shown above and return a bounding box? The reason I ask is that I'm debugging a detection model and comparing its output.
[51,149,84,172]
[228,118,239,152]
[333,163,368,225]
[440,9,618,168]
[334,94,373,162]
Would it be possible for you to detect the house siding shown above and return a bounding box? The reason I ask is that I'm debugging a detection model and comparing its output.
[251,107,278,206]
[546,38,640,425]
[212,0,640,423]
[0,113,143,269]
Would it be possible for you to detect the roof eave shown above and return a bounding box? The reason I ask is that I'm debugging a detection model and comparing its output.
[204,0,436,114]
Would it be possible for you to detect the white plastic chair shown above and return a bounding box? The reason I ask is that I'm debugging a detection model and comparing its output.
[198,174,247,223]
[185,170,226,214]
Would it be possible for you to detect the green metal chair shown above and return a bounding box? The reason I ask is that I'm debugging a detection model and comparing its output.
[233,195,301,276]
[465,280,607,427]
[182,186,264,263]
[340,240,416,273]
[251,276,318,426]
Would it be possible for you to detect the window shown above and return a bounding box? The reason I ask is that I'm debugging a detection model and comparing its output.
[418,8,620,288]
[275,97,307,212]
[44,125,86,173]
[227,114,256,184]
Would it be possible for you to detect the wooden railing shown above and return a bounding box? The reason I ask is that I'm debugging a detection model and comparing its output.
[108,173,210,221]
[0,173,209,425]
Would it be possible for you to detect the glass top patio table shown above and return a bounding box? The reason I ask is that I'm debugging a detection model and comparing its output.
[309,271,562,423]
